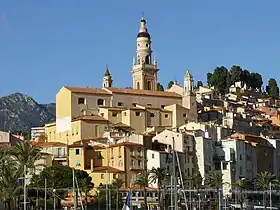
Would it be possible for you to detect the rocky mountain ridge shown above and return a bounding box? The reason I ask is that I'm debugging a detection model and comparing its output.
[0,93,55,133]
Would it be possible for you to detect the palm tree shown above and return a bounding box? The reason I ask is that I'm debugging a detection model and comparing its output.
[134,172,150,210]
[149,167,167,210]
[0,156,21,210]
[185,172,203,190]
[7,141,42,174]
[205,171,223,205]
[255,171,278,209]
[112,178,124,210]
[234,178,249,210]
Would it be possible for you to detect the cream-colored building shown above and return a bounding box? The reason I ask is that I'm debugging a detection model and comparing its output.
[45,15,197,144]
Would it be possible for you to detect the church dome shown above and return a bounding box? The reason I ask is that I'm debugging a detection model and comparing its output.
[137,32,150,38]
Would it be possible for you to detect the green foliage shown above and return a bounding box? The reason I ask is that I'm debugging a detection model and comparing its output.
[196,80,203,88]
[205,171,223,189]
[167,81,174,89]
[207,65,263,94]
[209,66,229,94]
[157,83,164,91]
[255,171,278,190]
[266,78,279,99]
[185,172,203,189]
[30,165,92,199]
[207,73,213,87]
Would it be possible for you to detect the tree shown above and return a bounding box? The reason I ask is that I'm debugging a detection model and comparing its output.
[134,172,150,209]
[149,167,167,209]
[196,81,203,88]
[0,157,21,210]
[75,169,93,209]
[228,65,243,86]
[7,141,42,175]
[207,73,213,87]
[209,66,229,95]
[234,178,250,209]
[157,83,164,91]
[266,78,279,99]
[112,178,124,210]
[185,172,203,190]
[255,172,278,209]
[241,69,250,86]
[249,72,263,90]
[167,81,174,89]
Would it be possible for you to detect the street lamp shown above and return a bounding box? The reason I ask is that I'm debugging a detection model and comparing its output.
[53,189,56,210]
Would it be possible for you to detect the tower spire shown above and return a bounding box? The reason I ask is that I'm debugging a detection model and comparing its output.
[102,65,113,88]
[131,14,158,91]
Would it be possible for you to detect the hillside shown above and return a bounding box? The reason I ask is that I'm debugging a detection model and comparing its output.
[0,93,55,133]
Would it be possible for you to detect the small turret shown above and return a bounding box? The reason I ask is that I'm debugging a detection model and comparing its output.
[102,65,113,88]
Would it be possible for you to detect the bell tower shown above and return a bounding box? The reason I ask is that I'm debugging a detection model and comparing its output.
[182,69,197,121]
[102,66,113,88]
[131,15,158,90]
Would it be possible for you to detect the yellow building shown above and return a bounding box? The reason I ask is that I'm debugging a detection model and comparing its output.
[68,138,145,188]
[46,16,198,144]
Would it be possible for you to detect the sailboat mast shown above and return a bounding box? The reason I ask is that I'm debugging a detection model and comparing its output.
[73,168,77,209]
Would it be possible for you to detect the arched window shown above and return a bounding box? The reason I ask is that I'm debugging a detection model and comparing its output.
[145,55,150,64]
[147,81,151,90]
[137,82,140,89]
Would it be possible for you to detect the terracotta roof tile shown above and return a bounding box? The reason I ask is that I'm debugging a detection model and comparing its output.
[64,86,111,95]
[105,87,182,98]
[91,166,124,173]
[72,115,108,122]
[109,142,144,148]
[31,142,67,147]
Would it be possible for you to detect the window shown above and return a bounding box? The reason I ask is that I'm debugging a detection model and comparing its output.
[135,112,140,116]
[78,97,85,104]
[138,160,141,167]
[113,174,117,179]
[150,113,155,117]
[183,113,187,117]
[101,174,104,179]
[118,147,121,157]
[118,102,124,106]
[123,112,126,116]
[223,162,227,170]
[137,82,140,89]
[75,149,80,155]
[97,99,105,106]
[112,112,118,117]
[165,114,169,118]
[147,81,151,90]
[152,153,154,159]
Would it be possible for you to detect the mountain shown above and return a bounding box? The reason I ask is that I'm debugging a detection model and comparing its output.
[0,93,56,133]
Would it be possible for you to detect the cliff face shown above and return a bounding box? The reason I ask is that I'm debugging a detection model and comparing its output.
[0,93,55,132]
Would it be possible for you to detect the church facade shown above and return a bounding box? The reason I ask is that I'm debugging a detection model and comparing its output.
[48,16,197,143]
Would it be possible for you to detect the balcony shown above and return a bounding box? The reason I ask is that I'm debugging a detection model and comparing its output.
[129,164,144,171]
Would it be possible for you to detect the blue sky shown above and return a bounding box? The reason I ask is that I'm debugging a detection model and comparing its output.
[0,1,280,103]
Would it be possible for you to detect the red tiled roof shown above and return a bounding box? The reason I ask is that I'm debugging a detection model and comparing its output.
[31,141,67,147]
[105,87,182,98]
[72,115,108,122]
[91,166,124,173]
[64,86,111,95]
[109,142,144,148]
